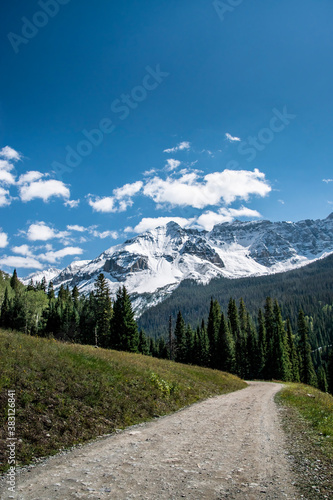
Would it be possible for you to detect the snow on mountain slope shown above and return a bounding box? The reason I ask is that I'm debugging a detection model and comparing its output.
[21,214,333,316]
[22,267,61,286]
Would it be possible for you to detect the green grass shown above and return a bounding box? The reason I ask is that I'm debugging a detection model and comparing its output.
[277,383,333,454]
[276,383,333,498]
[0,329,246,473]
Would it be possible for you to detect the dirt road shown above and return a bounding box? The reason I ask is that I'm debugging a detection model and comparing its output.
[2,382,299,499]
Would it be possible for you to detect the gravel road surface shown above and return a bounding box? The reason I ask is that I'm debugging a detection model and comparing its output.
[1,381,299,499]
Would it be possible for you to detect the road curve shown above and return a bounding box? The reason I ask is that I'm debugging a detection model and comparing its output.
[2,382,298,499]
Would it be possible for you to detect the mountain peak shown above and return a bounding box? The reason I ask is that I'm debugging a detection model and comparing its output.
[20,214,333,317]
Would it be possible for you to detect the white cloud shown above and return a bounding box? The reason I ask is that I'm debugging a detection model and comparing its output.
[0,187,11,207]
[12,244,34,256]
[126,207,262,233]
[323,179,333,184]
[195,207,262,230]
[19,178,70,202]
[64,199,80,208]
[0,231,9,248]
[18,170,70,203]
[165,159,181,171]
[89,181,143,213]
[113,181,143,199]
[163,141,191,153]
[0,146,22,162]
[143,168,157,176]
[278,199,285,205]
[89,196,115,213]
[0,160,15,172]
[91,230,119,239]
[67,225,87,232]
[143,168,271,208]
[0,170,15,185]
[225,133,241,142]
[125,216,194,233]
[26,222,69,242]
[39,246,84,264]
[17,171,44,185]
[0,255,43,269]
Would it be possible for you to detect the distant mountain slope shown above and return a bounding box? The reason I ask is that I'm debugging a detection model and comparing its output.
[138,253,333,340]
[20,213,333,316]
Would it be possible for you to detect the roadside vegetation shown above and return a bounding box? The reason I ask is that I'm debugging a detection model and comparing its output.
[276,383,333,498]
[0,329,246,473]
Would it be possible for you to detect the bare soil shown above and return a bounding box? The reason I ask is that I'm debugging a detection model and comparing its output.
[1,382,300,499]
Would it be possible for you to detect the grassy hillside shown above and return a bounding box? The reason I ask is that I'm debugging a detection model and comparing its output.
[0,329,246,473]
[276,383,333,498]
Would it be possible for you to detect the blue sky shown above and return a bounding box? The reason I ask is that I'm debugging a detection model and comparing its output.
[0,0,332,276]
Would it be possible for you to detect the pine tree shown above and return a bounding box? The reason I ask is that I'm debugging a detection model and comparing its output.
[257,309,267,377]
[271,300,290,381]
[12,291,27,332]
[185,324,194,363]
[79,293,96,345]
[286,319,300,382]
[94,273,112,348]
[72,285,80,307]
[138,329,150,355]
[207,298,221,368]
[298,309,317,386]
[227,298,242,375]
[110,286,138,352]
[246,313,261,379]
[10,269,20,292]
[0,287,12,328]
[47,281,55,300]
[174,311,186,363]
[216,312,235,373]
[264,297,275,379]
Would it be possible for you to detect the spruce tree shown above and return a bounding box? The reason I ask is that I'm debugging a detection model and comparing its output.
[207,298,221,368]
[47,281,55,300]
[271,301,290,381]
[0,287,12,328]
[10,269,20,292]
[94,273,112,348]
[298,309,317,386]
[174,311,187,363]
[185,324,194,363]
[286,319,300,382]
[264,297,275,379]
[227,298,242,375]
[257,309,267,378]
[216,312,235,373]
[110,286,138,352]
[138,329,150,355]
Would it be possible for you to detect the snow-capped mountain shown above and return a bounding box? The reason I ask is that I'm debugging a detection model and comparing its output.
[21,213,333,316]
[23,267,61,285]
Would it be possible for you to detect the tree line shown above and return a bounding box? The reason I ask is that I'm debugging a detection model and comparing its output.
[1,269,332,394]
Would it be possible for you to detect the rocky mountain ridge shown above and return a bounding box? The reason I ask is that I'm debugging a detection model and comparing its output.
[22,213,333,316]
